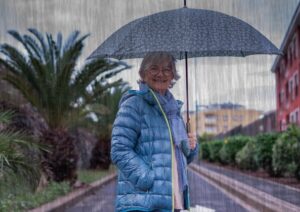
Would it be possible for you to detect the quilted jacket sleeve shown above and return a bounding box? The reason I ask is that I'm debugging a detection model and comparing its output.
[111,97,155,191]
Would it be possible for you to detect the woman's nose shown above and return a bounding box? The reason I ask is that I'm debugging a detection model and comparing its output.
[156,69,164,76]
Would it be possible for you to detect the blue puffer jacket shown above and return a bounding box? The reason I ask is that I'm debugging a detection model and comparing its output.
[111,88,198,212]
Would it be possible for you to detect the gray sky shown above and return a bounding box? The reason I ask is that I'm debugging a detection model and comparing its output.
[0,0,299,112]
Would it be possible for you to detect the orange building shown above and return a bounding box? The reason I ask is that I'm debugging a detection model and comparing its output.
[183,103,262,136]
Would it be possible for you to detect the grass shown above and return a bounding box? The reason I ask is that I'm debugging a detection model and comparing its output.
[78,165,116,184]
[0,167,116,212]
[0,181,71,212]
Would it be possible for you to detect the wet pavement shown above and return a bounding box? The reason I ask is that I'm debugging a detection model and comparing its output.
[197,161,300,207]
[65,179,116,212]
[188,168,248,212]
[66,168,248,212]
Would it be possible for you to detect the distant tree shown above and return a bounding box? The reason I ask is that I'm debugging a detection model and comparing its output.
[88,81,130,169]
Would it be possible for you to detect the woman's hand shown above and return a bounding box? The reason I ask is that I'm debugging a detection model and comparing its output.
[188,133,197,150]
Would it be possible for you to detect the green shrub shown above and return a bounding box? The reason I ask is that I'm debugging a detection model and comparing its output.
[272,124,300,178]
[200,142,210,160]
[254,133,279,176]
[0,168,114,211]
[219,135,250,165]
[208,140,223,162]
[236,138,258,170]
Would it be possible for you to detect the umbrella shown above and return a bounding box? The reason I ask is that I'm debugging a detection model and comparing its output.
[88,0,281,132]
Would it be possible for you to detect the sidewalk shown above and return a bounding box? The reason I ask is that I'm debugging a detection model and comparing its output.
[199,161,300,206]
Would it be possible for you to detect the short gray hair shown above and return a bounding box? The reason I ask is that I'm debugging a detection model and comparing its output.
[138,52,180,88]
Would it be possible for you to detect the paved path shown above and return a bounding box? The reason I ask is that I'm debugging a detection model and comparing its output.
[198,161,300,207]
[65,179,116,212]
[188,168,248,212]
[66,169,247,212]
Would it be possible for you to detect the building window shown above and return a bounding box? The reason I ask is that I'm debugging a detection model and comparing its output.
[280,58,286,75]
[286,82,289,100]
[290,108,300,124]
[223,115,228,121]
[205,126,216,133]
[292,34,298,59]
[290,113,293,123]
[280,89,285,106]
[295,73,299,97]
[239,115,243,122]
[289,78,295,100]
[205,114,217,123]
[295,33,299,58]
[278,93,281,107]
[279,120,282,131]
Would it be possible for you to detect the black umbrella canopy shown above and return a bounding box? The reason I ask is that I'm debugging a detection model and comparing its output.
[89,2,281,131]
[89,7,280,60]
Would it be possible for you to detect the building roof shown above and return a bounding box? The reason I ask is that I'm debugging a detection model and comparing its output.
[196,102,245,111]
[271,2,300,73]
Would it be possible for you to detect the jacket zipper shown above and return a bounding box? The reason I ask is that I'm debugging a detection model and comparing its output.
[149,89,175,211]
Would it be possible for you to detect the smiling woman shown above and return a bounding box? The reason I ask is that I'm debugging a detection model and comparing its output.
[111,52,198,212]
[138,52,180,94]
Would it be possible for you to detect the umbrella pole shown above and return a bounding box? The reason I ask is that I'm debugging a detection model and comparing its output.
[185,51,190,133]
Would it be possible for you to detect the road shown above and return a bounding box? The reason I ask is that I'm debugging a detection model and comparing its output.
[66,169,248,212]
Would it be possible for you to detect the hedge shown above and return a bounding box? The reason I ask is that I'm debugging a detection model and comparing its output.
[219,135,251,165]
[272,125,300,178]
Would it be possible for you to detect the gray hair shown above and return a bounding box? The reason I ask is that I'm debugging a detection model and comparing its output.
[138,52,180,88]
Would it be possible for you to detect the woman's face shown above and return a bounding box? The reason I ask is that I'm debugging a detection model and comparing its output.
[143,60,174,95]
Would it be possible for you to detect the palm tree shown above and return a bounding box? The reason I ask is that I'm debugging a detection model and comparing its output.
[89,81,130,169]
[0,29,128,183]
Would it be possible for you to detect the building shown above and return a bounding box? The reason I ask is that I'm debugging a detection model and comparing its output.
[184,103,262,136]
[271,3,300,131]
[215,110,276,139]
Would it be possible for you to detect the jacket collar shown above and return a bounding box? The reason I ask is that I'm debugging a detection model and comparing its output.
[128,83,183,111]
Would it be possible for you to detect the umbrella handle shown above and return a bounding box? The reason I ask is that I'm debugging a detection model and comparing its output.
[186,121,191,133]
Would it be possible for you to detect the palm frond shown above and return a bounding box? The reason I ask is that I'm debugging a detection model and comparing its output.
[7,30,41,63]
[63,30,80,51]
[28,28,48,62]
[72,59,116,94]
[0,57,22,77]
[0,110,14,124]
[7,30,23,43]
[0,44,41,93]
[0,115,42,188]
[23,34,44,61]
[46,33,57,75]
[56,32,63,57]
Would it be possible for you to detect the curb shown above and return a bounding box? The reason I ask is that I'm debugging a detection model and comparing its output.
[190,163,300,212]
[29,172,117,212]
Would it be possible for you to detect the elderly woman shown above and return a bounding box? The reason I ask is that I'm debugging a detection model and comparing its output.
[111,52,199,212]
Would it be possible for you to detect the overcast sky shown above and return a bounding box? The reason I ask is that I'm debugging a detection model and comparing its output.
[0,0,299,112]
